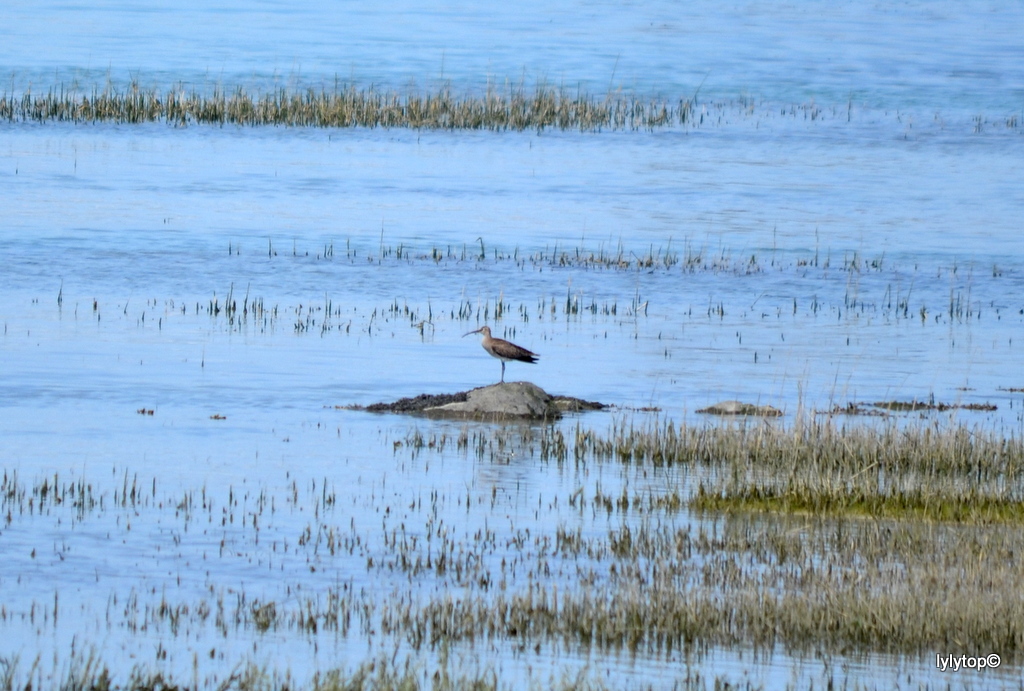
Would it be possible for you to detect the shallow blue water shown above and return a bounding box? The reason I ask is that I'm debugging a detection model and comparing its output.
[2,1,1024,688]
[5,0,1024,112]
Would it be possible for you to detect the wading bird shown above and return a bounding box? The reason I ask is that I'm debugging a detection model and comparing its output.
[463,326,539,383]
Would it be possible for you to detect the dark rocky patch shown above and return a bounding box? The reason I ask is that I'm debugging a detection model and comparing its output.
[353,383,606,420]
[872,400,997,412]
[552,396,606,412]
[363,391,469,413]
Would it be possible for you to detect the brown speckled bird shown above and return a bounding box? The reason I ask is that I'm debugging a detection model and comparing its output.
[462,326,539,383]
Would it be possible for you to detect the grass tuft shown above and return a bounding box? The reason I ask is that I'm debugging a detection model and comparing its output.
[0,81,692,132]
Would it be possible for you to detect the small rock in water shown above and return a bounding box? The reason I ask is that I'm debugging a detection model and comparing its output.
[698,400,783,417]
[357,382,606,421]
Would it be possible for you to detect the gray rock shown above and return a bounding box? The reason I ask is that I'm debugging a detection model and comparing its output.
[357,382,606,421]
[426,382,560,420]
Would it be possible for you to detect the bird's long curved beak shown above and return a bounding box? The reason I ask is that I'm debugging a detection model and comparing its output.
[462,328,483,337]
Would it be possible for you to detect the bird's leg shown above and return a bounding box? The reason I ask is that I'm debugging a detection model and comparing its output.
[500,361,505,383]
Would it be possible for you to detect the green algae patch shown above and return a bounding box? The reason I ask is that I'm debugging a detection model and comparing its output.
[691,485,1024,524]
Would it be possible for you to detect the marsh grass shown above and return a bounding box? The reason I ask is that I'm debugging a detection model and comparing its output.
[358,509,1024,664]
[91,239,1001,351]
[5,417,1024,685]
[369,422,1024,662]
[568,417,1024,524]
[692,485,1024,523]
[0,650,753,691]
[206,237,998,341]
[0,81,689,131]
